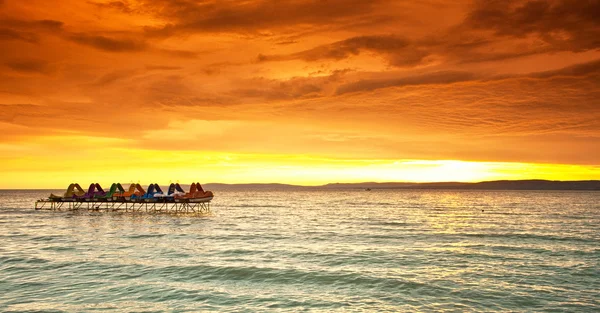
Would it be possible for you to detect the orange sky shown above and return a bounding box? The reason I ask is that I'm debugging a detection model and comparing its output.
[1,0,599,188]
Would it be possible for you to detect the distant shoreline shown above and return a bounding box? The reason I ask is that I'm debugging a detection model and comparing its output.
[6,180,599,191]
[205,180,600,191]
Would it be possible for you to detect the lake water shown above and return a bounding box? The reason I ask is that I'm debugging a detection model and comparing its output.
[1,189,599,312]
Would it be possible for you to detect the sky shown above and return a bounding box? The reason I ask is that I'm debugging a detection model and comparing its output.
[1,0,599,188]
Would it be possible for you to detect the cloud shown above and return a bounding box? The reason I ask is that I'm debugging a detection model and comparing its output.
[0,104,42,124]
[464,0,600,52]
[142,0,389,36]
[4,59,52,74]
[34,19,64,30]
[271,62,600,163]
[232,81,322,101]
[158,48,198,58]
[92,69,139,86]
[68,34,147,52]
[229,70,351,100]
[0,100,175,142]
[0,19,63,45]
[0,28,38,43]
[276,40,298,45]
[530,58,600,78]
[65,33,196,57]
[258,33,500,68]
[90,1,133,13]
[146,65,182,71]
[258,35,428,67]
[0,19,64,32]
[295,35,411,61]
[136,75,240,108]
[252,0,600,69]
[255,0,594,69]
[336,71,476,94]
[334,58,600,95]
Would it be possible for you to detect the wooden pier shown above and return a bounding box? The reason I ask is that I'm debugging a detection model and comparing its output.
[35,199,211,214]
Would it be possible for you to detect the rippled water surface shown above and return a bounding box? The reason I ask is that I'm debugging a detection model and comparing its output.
[1,189,599,312]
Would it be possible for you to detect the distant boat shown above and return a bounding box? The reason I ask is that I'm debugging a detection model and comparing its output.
[365,188,371,191]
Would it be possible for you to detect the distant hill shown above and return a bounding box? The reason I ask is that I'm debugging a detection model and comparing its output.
[203,183,307,191]
[204,180,600,191]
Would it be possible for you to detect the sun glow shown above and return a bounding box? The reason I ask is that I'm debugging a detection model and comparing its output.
[1,139,599,188]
